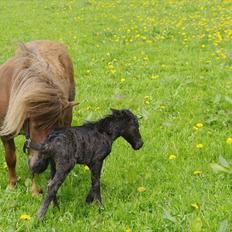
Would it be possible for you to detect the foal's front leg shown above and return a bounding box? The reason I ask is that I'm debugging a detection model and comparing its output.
[49,160,59,208]
[86,160,104,208]
[37,164,73,219]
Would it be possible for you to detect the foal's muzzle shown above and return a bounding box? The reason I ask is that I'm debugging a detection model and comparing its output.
[133,140,144,150]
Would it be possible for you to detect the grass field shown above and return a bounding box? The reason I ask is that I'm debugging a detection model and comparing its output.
[0,0,232,231]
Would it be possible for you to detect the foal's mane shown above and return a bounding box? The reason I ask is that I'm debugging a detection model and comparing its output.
[0,44,71,136]
[83,114,114,129]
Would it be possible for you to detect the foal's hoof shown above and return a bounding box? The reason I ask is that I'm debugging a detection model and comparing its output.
[53,196,60,209]
[96,199,105,210]
[37,210,45,220]
[86,194,94,204]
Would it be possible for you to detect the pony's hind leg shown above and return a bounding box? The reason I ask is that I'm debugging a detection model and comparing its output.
[1,138,17,188]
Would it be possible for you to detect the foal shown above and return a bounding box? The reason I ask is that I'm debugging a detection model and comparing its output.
[32,109,143,219]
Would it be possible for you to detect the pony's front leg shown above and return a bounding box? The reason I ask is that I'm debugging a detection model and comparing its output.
[1,138,17,188]
[32,174,42,196]
[86,160,104,209]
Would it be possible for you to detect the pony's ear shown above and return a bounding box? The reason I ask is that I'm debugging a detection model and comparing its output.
[69,101,79,108]
[63,101,79,110]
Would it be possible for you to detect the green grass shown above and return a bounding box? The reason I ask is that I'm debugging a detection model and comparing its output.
[0,0,232,231]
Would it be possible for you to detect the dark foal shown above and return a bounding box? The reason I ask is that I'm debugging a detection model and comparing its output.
[32,109,143,219]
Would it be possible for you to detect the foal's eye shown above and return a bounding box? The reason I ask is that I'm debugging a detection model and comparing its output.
[137,115,143,120]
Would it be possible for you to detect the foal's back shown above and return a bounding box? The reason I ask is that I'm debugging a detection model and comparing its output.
[46,125,112,165]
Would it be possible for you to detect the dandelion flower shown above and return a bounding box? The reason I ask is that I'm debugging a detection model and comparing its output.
[161,64,167,68]
[196,123,203,128]
[120,78,126,83]
[125,229,132,232]
[150,75,159,80]
[20,214,31,221]
[193,170,202,175]
[196,144,204,149]
[95,107,100,112]
[169,155,177,160]
[84,165,90,171]
[191,203,199,210]
[226,137,232,144]
[137,186,146,192]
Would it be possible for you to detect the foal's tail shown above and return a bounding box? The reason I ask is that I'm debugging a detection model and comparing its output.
[0,44,77,137]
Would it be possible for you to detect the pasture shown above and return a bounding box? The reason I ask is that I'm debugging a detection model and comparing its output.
[0,0,231,231]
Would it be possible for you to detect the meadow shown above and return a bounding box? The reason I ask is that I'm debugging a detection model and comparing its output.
[0,0,232,231]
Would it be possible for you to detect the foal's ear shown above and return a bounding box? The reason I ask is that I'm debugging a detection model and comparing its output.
[110,108,119,114]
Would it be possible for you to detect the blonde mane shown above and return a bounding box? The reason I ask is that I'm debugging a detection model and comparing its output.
[0,44,71,136]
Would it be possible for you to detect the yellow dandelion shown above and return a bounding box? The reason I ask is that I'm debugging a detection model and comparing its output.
[125,229,132,232]
[20,214,31,221]
[120,78,126,83]
[196,144,204,149]
[84,165,90,171]
[191,203,199,210]
[95,106,100,112]
[226,137,232,144]
[143,56,149,61]
[137,186,146,192]
[150,75,159,80]
[201,44,206,48]
[110,69,116,74]
[169,154,177,160]
[161,64,167,68]
[196,123,203,128]
[193,170,202,175]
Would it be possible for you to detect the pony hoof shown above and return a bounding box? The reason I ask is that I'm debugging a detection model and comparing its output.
[32,188,43,197]
[6,183,16,191]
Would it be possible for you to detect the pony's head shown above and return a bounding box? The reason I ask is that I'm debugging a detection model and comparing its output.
[26,100,78,169]
[111,109,144,150]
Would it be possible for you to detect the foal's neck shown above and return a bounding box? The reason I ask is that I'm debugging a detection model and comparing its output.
[96,115,122,141]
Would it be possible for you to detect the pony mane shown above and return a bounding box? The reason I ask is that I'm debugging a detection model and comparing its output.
[0,43,70,136]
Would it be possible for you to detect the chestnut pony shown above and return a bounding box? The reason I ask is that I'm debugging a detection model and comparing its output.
[0,40,76,195]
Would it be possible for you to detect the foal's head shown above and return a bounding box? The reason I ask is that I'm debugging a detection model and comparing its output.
[111,109,143,150]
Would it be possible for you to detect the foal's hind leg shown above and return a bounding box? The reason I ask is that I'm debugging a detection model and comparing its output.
[86,161,104,209]
[37,163,73,219]
[1,138,17,188]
